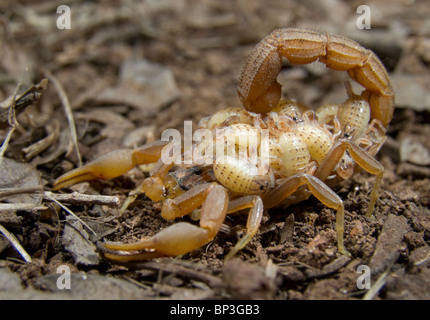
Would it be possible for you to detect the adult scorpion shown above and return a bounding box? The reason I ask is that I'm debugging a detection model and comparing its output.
[53,28,394,261]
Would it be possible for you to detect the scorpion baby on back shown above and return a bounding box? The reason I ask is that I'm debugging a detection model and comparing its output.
[53,28,394,261]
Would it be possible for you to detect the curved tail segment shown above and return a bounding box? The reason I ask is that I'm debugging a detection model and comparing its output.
[237,28,394,128]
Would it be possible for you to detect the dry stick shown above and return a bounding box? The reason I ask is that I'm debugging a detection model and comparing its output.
[0,188,120,210]
[44,191,121,207]
[46,196,97,237]
[0,186,43,199]
[0,78,47,160]
[415,250,430,266]
[0,223,32,263]
[0,83,21,165]
[0,79,48,128]
[362,258,396,300]
[137,261,223,288]
[362,267,390,300]
[44,71,82,167]
[0,203,47,212]
[0,128,16,165]
[22,120,59,160]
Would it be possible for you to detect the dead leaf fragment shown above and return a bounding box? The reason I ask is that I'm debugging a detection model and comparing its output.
[62,216,100,265]
[0,157,43,205]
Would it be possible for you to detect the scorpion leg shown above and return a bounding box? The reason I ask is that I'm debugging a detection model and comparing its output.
[224,195,264,260]
[52,140,169,190]
[315,139,384,217]
[263,173,347,255]
[104,183,229,261]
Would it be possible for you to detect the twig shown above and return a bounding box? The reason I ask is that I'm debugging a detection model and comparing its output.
[0,83,21,165]
[362,267,390,300]
[0,187,45,211]
[44,191,121,207]
[0,79,48,128]
[304,255,351,279]
[414,250,430,266]
[44,71,82,167]
[0,186,43,199]
[0,189,120,211]
[0,78,48,165]
[22,120,60,160]
[0,223,32,262]
[0,128,16,165]
[133,261,223,288]
[0,203,47,211]
[45,195,97,237]
[362,259,396,300]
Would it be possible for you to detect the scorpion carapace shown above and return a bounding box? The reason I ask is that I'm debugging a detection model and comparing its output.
[53,28,394,262]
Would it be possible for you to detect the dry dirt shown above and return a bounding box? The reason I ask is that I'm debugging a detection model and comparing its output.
[0,0,429,300]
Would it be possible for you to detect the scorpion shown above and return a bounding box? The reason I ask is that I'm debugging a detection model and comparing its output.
[53,28,394,262]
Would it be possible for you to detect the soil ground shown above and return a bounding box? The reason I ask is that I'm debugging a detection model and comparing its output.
[0,0,429,300]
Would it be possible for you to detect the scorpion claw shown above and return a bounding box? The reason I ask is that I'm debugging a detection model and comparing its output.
[104,185,229,262]
[53,142,170,190]
[103,222,212,262]
[53,149,137,190]
[53,169,101,190]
